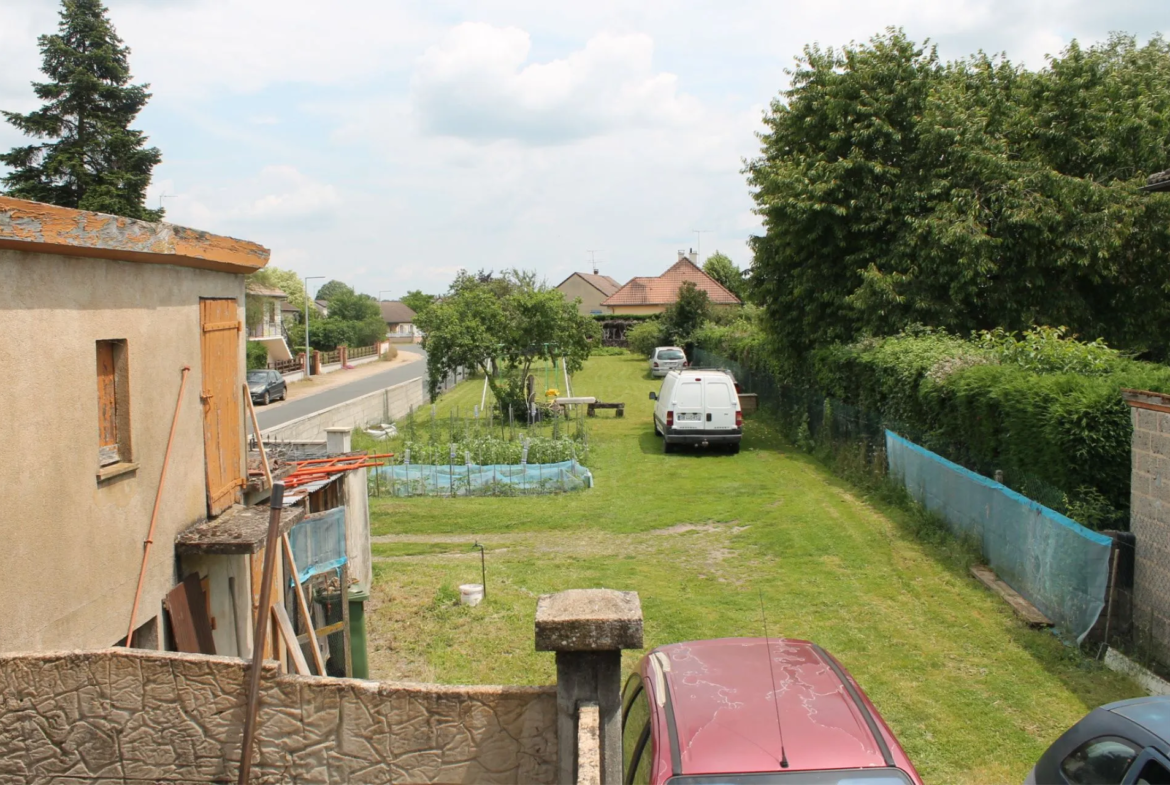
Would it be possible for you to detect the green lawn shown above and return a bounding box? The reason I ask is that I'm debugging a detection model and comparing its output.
[366,353,1141,785]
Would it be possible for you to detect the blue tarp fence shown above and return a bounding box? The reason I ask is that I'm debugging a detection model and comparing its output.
[373,459,592,497]
[287,507,347,584]
[886,430,1112,641]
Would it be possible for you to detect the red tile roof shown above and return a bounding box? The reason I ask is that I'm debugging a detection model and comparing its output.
[601,259,741,307]
[379,301,417,323]
[556,272,623,297]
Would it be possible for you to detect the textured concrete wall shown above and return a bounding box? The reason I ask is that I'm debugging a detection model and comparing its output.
[262,377,427,442]
[1128,396,1170,663]
[0,648,557,784]
[0,247,247,653]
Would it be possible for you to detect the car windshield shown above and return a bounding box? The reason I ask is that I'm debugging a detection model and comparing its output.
[667,770,914,785]
[658,350,685,360]
[247,371,268,382]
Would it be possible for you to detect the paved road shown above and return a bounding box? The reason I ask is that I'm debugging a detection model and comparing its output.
[255,346,427,430]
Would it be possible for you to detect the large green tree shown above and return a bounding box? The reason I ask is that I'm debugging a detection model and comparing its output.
[748,30,1170,369]
[702,252,745,300]
[416,270,601,412]
[314,280,354,302]
[400,289,437,315]
[2,0,162,220]
[248,267,308,311]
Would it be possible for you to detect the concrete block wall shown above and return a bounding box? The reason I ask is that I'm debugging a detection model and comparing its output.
[0,648,557,784]
[262,377,427,442]
[1124,390,1170,666]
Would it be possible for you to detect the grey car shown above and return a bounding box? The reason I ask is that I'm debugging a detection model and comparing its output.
[650,346,687,377]
[247,369,286,405]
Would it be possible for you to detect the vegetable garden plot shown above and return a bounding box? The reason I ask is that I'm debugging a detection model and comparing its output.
[373,459,592,497]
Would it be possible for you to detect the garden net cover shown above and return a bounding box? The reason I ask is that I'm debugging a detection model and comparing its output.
[374,459,592,497]
[886,430,1111,641]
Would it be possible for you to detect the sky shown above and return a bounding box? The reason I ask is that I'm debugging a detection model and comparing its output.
[0,1,1166,300]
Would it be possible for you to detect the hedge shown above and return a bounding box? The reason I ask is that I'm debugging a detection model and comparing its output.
[808,332,1170,529]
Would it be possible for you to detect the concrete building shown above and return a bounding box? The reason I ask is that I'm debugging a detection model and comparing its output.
[245,280,294,364]
[601,252,741,316]
[555,271,622,316]
[0,195,269,653]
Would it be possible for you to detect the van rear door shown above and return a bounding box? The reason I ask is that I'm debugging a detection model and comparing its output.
[673,379,704,430]
[704,378,738,430]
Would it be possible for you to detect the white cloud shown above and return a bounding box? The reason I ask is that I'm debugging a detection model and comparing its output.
[152,165,340,229]
[411,23,702,144]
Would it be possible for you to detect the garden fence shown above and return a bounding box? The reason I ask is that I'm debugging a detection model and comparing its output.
[371,459,592,497]
[695,348,1113,642]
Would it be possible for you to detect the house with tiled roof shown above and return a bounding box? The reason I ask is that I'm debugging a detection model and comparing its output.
[602,252,742,315]
[555,271,623,316]
[380,300,421,342]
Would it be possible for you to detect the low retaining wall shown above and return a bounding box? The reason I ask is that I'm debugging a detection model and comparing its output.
[263,377,427,442]
[0,648,556,784]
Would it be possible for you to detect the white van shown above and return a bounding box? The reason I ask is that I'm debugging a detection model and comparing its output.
[649,369,743,454]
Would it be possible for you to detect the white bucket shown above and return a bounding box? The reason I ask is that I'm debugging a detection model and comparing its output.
[459,583,484,607]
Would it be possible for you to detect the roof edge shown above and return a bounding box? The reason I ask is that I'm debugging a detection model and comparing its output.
[0,196,270,275]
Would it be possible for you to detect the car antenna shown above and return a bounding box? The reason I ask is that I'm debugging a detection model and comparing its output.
[759,589,789,769]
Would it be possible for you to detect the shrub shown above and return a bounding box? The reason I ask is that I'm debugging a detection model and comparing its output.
[246,341,269,371]
[381,344,399,361]
[627,321,666,357]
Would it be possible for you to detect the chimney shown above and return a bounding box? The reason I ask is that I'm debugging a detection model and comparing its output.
[678,250,686,261]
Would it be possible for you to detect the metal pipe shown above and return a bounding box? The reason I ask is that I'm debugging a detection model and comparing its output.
[238,482,285,785]
[125,365,190,647]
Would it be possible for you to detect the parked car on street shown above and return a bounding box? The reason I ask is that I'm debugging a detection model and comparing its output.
[1026,696,1170,784]
[650,346,688,377]
[622,637,924,785]
[650,369,742,453]
[247,369,286,405]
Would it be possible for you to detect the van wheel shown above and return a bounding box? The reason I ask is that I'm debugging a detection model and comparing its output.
[663,439,674,454]
[728,443,740,455]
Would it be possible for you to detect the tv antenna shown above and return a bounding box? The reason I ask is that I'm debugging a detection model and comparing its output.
[758,589,789,769]
[692,230,712,264]
[586,250,603,275]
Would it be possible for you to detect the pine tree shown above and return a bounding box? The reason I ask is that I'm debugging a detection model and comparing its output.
[2,0,163,221]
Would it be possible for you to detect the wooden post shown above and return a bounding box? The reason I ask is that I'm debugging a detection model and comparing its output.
[272,603,310,676]
[282,534,326,676]
[341,562,353,677]
[238,484,285,785]
[245,385,272,486]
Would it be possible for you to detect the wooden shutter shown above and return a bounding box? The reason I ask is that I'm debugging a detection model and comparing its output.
[97,341,119,466]
[200,299,244,516]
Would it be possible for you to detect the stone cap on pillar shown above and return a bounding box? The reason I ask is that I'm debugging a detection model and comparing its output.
[535,589,643,652]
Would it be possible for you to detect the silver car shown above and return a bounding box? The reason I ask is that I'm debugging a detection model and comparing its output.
[650,346,688,377]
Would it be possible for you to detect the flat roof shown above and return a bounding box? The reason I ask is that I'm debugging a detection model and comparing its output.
[175,504,306,555]
[0,196,270,275]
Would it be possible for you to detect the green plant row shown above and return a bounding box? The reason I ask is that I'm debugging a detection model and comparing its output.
[398,435,584,466]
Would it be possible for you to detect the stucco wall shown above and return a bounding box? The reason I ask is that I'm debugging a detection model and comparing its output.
[607,304,666,316]
[261,376,427,442]
[0,648,557,784]
[558,276,611,316]
[0,248,247,652]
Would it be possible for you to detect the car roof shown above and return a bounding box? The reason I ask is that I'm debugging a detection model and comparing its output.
[1106,696,1170,742]
[650,638,896,776]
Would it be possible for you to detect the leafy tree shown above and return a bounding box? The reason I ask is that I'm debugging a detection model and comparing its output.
[401,289,437,315]
[702,252,745,300]
[416,270,601,412]
[661,281,711,346]
[2,0,162,220]
[248,267,308,311]
[314,280,353,302]
[327,291,380,322]
[748,29,1170,369]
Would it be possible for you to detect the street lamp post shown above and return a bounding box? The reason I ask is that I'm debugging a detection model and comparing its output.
[304,275,325,377]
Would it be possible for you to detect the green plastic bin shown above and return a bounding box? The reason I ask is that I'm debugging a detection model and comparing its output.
[348,584,370,680]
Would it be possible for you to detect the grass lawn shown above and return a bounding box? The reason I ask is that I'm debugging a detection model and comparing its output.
[366,353,1141,784]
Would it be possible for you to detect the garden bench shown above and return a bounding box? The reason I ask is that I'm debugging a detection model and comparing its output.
[587,401,625,418]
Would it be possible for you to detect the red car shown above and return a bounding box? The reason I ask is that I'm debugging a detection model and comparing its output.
[621,638,924,785]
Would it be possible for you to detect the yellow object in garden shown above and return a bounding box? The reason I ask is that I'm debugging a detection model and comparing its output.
[545,388,560,399]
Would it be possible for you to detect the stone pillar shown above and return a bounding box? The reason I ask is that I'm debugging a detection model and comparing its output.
[1123,389,1170,665]
[312,350,322,375]
[340,345,348,366]
[326,427,352,456]
[536,589,642,785]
